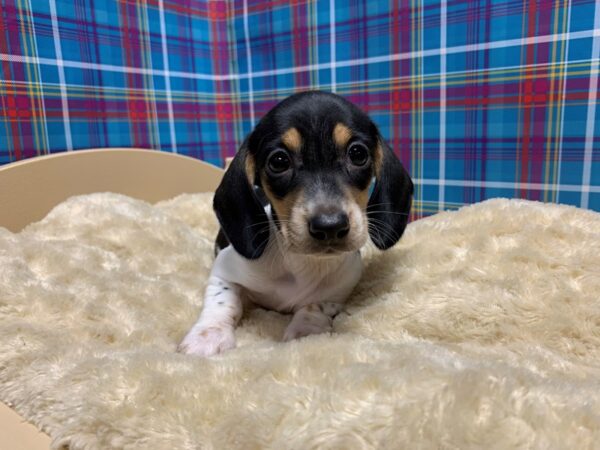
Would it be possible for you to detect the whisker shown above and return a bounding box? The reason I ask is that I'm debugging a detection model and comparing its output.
[368,221,395,239]
[250,230,271,260]
[243,218,292,231]
[368,223,387,247]
[367,219,400,242]
[368,217,400,235]
[366,201,399,208]
[248,224,271,247]
[366,210,410,217]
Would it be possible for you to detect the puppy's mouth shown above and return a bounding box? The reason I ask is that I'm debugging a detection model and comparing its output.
[288,241,356,256]
[281,227,366,256]
[311,242,352,255]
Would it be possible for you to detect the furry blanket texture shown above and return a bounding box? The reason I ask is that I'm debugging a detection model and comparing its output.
[1,193,600,449]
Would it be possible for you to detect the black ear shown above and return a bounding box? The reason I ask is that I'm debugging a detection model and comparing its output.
[367,140,413,250]
[213,140,270,259]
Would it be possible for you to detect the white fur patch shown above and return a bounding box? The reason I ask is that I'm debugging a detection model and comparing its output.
[282,304,334,341]
[1,193,600,448]
[178,325,236,357]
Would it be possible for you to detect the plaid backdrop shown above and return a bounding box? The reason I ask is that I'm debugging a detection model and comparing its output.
[0,0,599,217]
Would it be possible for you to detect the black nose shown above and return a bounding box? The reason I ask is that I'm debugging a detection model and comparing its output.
[308,213,350,241]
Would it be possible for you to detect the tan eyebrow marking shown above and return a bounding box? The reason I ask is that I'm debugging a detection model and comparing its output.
[333,123,353,148]
[282,127,302,151]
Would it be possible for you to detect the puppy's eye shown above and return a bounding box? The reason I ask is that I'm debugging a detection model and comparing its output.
[267,150,291,174]
[347,143,369,166]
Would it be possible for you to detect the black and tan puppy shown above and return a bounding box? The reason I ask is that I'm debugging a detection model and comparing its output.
[178,91,413,357]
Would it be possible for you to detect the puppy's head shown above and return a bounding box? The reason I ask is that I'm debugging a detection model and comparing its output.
[214,91,413,259]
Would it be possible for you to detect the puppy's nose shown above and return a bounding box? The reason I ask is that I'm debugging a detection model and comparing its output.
[308,213,350,241]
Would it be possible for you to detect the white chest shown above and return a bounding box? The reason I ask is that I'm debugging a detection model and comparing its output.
[213,245,363,313]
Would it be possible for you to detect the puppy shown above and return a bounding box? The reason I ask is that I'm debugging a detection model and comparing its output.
[178,91,413,357]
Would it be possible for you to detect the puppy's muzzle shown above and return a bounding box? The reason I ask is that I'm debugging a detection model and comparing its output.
[308,211,350,241]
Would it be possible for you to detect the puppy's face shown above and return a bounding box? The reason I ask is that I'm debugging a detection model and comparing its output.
[214,91,412,260]
[246,92,381,255]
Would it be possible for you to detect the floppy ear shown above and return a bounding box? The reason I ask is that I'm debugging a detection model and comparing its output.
[367,140,413,250]
[213,140,270,259]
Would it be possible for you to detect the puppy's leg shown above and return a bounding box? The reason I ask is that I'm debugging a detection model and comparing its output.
[283,302,343,342]
[178,276,242,357]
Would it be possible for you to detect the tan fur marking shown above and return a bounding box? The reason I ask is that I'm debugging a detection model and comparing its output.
[333,123,353,148]
[262,182,302,221]
[347,185,369,209]
[245,153,256,184]
[306,304,319,312]
[282,127,302,151]
[374,143,384,177]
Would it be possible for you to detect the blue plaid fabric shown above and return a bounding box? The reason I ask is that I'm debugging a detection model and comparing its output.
[1,0,599,217]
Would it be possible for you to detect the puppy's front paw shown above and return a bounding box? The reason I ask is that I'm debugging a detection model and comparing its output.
[177,326,236,357]
[283,312,332,342]
[283,322,332,342]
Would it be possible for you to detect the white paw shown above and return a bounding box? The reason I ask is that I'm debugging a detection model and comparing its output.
[283,313,332,342]
[177,326,236,357]
[319,302,344,317]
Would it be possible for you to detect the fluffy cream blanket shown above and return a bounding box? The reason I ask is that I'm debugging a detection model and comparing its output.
[1,193,600,449]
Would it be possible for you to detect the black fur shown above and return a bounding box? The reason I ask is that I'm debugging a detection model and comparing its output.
[213,142,270,259]
[367,140,414,249]
[213,185,268,256]
[213,90,413,258]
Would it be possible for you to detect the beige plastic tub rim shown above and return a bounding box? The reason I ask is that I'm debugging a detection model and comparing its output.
[0,148,224,449]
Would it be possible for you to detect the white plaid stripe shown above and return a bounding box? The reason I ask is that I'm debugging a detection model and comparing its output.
[438,0,448,211]
[556,0,573,205]
[581,2,600,209]
[24,0,50,154]
[158,0,177,153]
[329,0,336,93]
[48,0,72,151]
[243,0,256,126]
[417,178,600,194]
[1,29,597,83]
